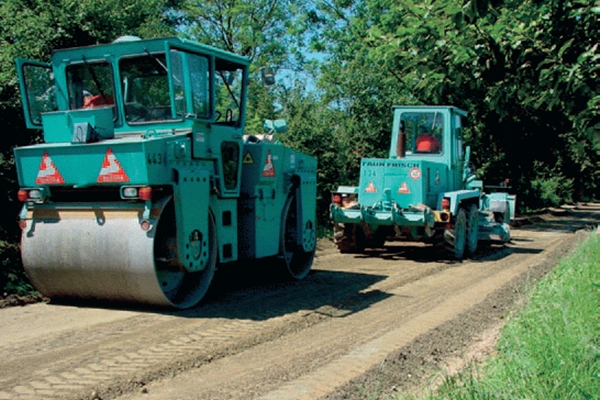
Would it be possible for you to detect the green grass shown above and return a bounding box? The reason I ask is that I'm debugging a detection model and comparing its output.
[411,233,600,400]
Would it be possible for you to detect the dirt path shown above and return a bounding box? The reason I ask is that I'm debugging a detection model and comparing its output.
[0,204,598,400]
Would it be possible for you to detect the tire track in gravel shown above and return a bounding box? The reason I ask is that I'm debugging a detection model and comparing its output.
[116,230,569,400]
[0,249,459,400]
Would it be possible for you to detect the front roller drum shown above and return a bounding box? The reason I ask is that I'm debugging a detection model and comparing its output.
[21,199,217,309]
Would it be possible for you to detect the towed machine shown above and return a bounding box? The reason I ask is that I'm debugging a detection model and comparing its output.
[330,105,514,259]
[14,37,317,308]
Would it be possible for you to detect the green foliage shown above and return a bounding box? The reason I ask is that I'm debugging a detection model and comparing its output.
[420,233,600,399]
[529,175,574,210]
[0,241,33,296]
[278,85,354,227]
[0,0,179,296]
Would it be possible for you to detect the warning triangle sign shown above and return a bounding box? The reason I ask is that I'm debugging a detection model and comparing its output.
[242,151,254,165]
[36,152,65,184]
[398,182,410,194]
[262,151,275,177]
[365,181,377,192]
[97,148,130,183]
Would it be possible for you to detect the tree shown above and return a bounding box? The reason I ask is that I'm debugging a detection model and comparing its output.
[179,0,310,137]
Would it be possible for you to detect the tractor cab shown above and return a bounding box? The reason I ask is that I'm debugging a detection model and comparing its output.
[389,106,467,193]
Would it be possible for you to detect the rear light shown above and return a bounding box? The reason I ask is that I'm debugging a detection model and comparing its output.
[138,187,152,201]
[28,189,43,200]
[18,190,29,202]
[332,194,342,205]
[441,197,450,210]
[121,186,152,200]
[122,187,138,198]
[18,188,46,203]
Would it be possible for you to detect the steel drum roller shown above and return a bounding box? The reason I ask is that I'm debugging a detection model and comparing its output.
[21,200,215,308]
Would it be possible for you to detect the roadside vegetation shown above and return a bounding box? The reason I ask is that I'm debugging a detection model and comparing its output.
[403,232,600,400]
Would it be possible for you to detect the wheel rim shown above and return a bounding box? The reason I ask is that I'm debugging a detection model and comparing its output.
[154,203,217,308]
[281,197,314,280]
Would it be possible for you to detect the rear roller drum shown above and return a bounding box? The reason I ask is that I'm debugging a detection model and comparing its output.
[280,196,315,280]
[154,204,217,308]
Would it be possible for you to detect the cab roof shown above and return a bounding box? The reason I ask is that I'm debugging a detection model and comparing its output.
[51,36,250,67]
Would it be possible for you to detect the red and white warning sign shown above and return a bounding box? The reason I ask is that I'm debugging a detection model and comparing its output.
[398,182,410,194]
[36,152,65,184]
[365,181,377,192]
[97,148,130,182]
[409,167,422,180]
[262,150,276,177]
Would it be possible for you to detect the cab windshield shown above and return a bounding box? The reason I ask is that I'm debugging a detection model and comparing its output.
[120,54,177,124]
[400,112,444,155]
[66,60,116,117]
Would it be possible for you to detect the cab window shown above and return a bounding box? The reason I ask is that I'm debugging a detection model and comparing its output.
[215,58,244,126]
[66,61,116,117]
[400,112,444,155]
[120,54,177,124]
[168,50,210,119]
[22,63,57,124]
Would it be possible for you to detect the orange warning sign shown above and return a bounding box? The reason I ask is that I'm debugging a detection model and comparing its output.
[262,151,275,177]
[97,148,130,182]
[36,152,65,184]
[365,181,377,192]
[398,182,410,194]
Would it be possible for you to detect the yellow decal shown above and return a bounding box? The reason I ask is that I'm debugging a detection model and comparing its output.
[242,151,254,165]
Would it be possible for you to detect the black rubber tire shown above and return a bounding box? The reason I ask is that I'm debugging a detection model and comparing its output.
[466,204,479,256]
[333,222,366,254]
[444,208,467,259]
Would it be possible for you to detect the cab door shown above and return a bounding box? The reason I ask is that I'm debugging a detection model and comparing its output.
[166,47,246,198]
[16,59,58,129]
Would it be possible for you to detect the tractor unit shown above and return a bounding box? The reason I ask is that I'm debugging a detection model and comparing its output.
[14,36,317,309]
[330,105,514,259]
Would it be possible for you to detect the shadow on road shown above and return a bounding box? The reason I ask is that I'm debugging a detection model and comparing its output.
[179,264,391,320]
[50,264,390,321]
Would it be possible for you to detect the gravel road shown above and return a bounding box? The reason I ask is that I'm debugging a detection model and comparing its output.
[1,204,598,400]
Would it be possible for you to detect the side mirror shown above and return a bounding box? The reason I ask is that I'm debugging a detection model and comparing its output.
[264,119,287,134]
[260,67,275,86]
